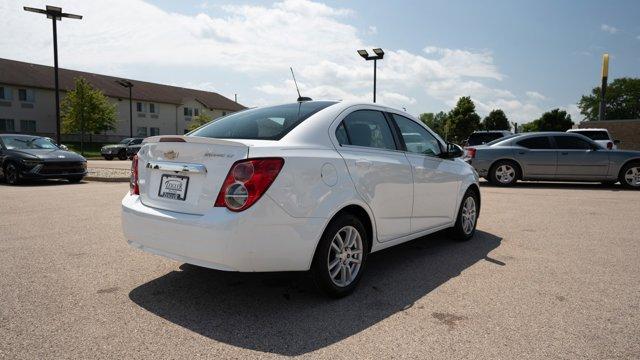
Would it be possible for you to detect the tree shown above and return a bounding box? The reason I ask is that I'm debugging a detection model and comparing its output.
[578,77,640,121]
[520,108,573,132]
[445,96,480,143]
[187,109,213,131]
[61,77,116,149]
[481,109,510,130]
[420,111,447,137]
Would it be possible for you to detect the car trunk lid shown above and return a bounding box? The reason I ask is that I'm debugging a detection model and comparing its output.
[137,136,248,215]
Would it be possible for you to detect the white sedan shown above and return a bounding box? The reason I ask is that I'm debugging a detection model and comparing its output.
[122,101,480,297]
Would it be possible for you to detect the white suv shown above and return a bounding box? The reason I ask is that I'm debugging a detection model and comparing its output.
[567,128,620,150]
[122,101,480,297]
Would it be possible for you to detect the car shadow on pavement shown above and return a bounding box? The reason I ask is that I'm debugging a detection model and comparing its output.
[128,230,501,356]
[0,179,84,187]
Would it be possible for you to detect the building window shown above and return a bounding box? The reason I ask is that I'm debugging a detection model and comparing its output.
[136,127,148,137]
[194,108,199,117]
[149,103,155,114]
[20,120,36,133]
[149,127,160,136]
[0,87,7,100]
[18,89,35,102]
[136,102,145,112]
[183,107,193,117]
[0,119,15,132]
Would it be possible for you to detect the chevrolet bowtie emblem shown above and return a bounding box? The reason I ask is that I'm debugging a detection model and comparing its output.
[163,150,178,160]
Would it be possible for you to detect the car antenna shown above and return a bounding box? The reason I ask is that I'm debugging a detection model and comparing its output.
[290,67,312,102]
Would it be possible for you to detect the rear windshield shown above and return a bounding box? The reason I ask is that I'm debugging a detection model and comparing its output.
[189,101,337,140]
[467,132,507,146]
[571,131,609,141]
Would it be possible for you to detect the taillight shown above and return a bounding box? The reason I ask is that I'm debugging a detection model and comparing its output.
[130,155,139,195]
[466,147,477,159]
[607,142,613,150]
[215,158,284,212]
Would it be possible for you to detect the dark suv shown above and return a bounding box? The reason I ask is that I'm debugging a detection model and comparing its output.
[100,138,143,160]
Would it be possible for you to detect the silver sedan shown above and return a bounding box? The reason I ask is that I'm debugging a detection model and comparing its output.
[465,132,640,189]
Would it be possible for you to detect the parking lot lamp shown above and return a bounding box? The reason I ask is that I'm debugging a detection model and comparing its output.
[598,53,609,121]
[116,80,134,138]
[24,5,82,145]
[357,48,385,103]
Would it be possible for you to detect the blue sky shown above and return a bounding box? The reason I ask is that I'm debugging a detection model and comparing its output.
[2,0,639,122]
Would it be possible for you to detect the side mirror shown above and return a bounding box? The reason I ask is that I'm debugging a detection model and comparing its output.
[613,139,621,145]
[442,143,464,159]
[59,144,69,151]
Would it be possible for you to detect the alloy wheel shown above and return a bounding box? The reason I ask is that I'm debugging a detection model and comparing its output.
[624,166,640,187]
[495,164,515,184]
[461,196,477,235]
[327,225,363,287]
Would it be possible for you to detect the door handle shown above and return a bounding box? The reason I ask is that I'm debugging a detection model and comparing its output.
[355,159,372,168]
[518,151,526,155]
[561,152,569,155]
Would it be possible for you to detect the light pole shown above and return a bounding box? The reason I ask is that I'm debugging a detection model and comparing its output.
[598,53,609,121]
[24,5,82,145]
[116,80,134,138]
[357,48,385,103]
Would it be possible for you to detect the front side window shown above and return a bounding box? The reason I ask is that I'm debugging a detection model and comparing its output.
[554,136,593,150]
[338,110,397,151]
[392,114,442,156]
[129,138,143,145]
[517,136,552,149]
[190,101,337,141]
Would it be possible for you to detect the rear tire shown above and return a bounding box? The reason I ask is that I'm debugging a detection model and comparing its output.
[117,151,127,160]
[311,214,369,298]
[103,155,114,161]
[4,162,21,185]
[619,162,640,189]
[489,160,519,186]
[449,188,479,241]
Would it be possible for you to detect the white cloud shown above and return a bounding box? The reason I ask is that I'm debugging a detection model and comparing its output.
[637,35,640,40]
[0,0,551,123]
[526,91,547,101]
[366,26,377,35]
[600,24,619,34]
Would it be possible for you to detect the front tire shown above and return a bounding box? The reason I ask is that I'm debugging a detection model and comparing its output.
[619,162,640,189]
[67,176,84,184]
[4,162,21,185]
[103,155,114,161]
[311,214,369,298]
[450,189,479,241]
[489,160,519,186]
[117,151,127,161]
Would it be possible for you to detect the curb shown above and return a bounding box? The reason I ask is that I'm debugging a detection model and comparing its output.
[84,176,129,183]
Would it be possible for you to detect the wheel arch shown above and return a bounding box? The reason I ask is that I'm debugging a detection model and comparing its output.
[617,158,640,180]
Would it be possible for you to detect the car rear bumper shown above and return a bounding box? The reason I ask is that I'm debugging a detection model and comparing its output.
[121,194,326,272]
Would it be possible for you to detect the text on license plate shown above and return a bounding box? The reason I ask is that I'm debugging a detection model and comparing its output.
[158,174,189,201]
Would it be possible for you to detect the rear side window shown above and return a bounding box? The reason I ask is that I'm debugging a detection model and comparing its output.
[190,101,337,140]
[554,136,593,150]
[517,136,552,149]
[572,131,609,141]
[467,132,505,146]
[338,110,397,151]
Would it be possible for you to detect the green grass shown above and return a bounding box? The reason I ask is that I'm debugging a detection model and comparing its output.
[64,142,106,159]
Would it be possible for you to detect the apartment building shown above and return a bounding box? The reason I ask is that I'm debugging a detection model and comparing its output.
[0,58,245,140]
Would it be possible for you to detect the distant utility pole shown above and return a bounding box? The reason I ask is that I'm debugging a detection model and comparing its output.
[598,53,609,121]
[24,6,82,145]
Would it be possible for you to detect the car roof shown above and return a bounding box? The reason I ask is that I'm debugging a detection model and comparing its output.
[567,128,608,132]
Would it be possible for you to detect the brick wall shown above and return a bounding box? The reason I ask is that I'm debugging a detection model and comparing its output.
[579,119,640,150]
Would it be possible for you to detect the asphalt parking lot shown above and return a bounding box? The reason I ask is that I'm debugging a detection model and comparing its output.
[1,181,639,359]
